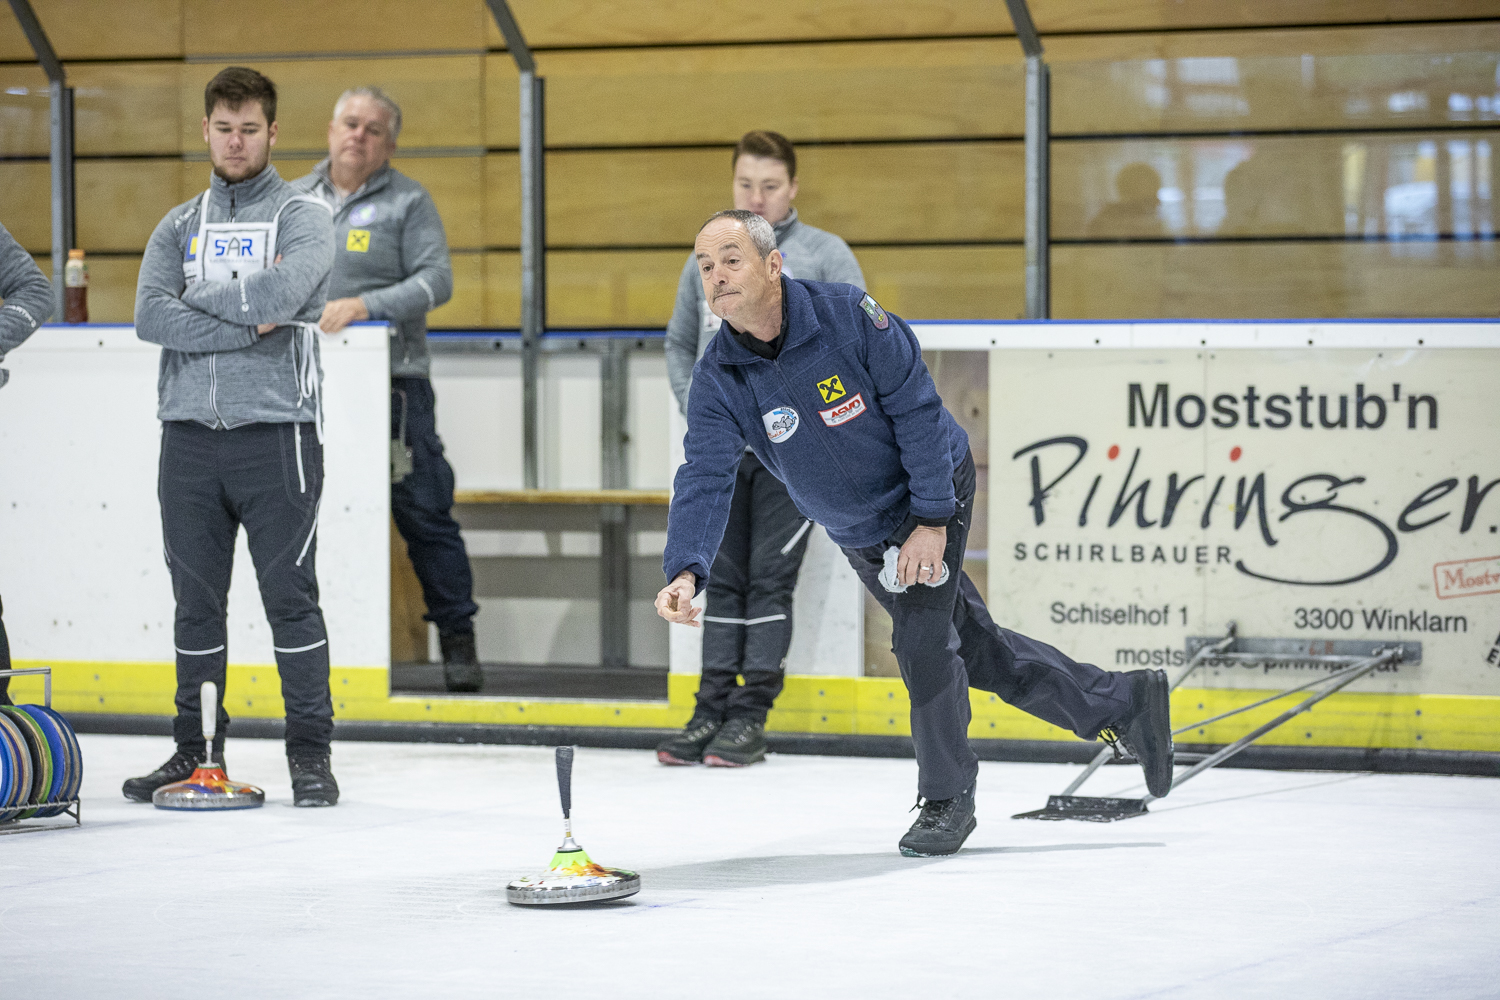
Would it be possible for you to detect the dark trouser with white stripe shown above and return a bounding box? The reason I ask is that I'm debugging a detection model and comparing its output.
[842,450,1134,801]
[159,421,334,755]
[695,452,812,724]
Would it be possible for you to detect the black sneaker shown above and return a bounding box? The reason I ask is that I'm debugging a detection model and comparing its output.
[440,630,483,693]
[1098,668,1174,799]
[703,717,767,767]
[122,747,222,802]
[899,784,977,857]
[656,717,722,765]
[289,752,340,807]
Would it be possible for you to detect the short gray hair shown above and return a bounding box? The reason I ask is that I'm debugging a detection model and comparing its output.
[699,209,777,259]
[333,86,402,140]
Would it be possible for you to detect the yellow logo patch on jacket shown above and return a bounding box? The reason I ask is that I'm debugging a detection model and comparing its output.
[346,229,371,252]
[817,375,846,403]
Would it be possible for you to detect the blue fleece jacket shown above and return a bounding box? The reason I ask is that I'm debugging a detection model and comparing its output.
[664,276,968,589]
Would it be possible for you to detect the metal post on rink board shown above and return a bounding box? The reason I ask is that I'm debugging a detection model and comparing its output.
[1012,626,1420,822]
[0,665,84,833]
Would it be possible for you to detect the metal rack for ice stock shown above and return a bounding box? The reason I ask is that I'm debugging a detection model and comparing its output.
[0,666,83,833]
[1014,623,1417,822]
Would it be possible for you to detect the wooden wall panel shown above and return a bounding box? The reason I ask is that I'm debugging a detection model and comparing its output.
[76,160,186,252]
[1031,0,1498,33]
[0,67,53,157]
[860,246,1024,321]
[1049,24,1500,134]
[527,246,1025,329]
[428,251,485,327]
[490,2,1007,48]
[0,0,182,61]
[390,156,485,250]
[1052,241,1500,319]
[0,163,50,252]
[520,41,1023,148]
[542,143,1024,248]
[0,62,182,157]
[546,250,683,327]
[178,57,484,154]
[482,252,520,327]
[482,153,520,249]
[181,0,485,56]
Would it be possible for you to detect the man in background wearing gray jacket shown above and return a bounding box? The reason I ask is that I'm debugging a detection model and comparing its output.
[0,221,54,707]
[293,88,482,693]
[126,67,340,807]
[657,131,864,767]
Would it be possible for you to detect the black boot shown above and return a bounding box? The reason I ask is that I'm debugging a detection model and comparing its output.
[289,751,340,807]
[1098,668,1174,799]
[122,747,222,802]
[656,716,721,765]
[440,629,483,693]
[703,717,766,767]
[899,784,977,857]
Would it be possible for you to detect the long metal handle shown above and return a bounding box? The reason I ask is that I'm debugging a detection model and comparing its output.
[201,680,216,764]
[1146,650,1398,803]
[555,745,573,820]
[1061,624,1235,797]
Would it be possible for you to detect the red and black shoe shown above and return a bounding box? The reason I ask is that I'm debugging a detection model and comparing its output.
[703,717,766,767]
[656,717,722,765]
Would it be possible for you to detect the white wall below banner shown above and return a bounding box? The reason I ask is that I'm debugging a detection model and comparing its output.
[0,324,391,671]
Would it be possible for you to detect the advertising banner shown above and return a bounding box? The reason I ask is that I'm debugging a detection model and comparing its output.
[985,332,1500,696]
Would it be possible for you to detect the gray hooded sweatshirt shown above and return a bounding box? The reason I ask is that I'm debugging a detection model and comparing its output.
[136,165,334,427]
[0,221,54,390]
[291,160,454,378]
[664,207,864,412]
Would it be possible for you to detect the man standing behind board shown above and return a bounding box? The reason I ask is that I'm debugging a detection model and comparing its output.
[291,87,480,693]
[657,131,864,768]
[657,211,1174,856]
[127,67,340,807]
[0,221,54,707]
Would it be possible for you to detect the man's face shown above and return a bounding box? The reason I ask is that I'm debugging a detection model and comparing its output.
[202,100,276,183]
[694,218,782,326]
[732,155,797,225]
[328,93,397,180]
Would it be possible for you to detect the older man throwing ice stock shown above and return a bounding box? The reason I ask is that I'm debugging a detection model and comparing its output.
[656,210,1175,856]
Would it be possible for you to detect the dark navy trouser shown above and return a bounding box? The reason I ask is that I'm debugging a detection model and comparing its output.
[391,377,478,635]
[842,451,1135,800]
[160,421,334,754]
[695,452,812,724]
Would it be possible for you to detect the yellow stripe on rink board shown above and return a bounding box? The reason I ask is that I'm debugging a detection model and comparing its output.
[10,661,1499,754]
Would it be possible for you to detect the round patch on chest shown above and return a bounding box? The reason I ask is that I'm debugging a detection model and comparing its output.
[349,202,377,226]
[762,406,799,443]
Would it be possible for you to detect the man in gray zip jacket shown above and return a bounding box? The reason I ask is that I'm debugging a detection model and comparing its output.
[292,87,482,693]
[657,131,864,768]
[0,220,54,706]
[127,67,341,808]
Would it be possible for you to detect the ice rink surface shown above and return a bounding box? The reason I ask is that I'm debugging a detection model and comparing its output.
[3,735,1498,999]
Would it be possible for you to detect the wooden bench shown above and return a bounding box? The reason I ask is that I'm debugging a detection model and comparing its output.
[452,489,672,669]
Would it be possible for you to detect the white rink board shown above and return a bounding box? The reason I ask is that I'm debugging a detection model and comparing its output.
[972,321,1500,697]
[0,323,390,669]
